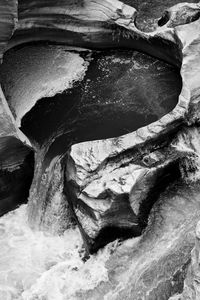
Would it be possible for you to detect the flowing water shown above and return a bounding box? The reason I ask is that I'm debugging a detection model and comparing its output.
[1,128,200,299]
[0,205,117,300]
[0,32,198,300]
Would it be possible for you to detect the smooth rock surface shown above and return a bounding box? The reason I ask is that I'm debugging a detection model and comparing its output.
[1,0,200,299]
[0,0,17,61]
[0,138,34,216]
[1,46,88,128]
[123,0,200,31]
[0,0,34,215]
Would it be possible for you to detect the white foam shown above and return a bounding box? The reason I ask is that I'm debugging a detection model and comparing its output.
[0,205,111,300]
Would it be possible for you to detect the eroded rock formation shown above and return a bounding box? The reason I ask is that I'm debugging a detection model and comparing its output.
[1,0,200,299]
[0,1,34,215]
[175,218,200,300]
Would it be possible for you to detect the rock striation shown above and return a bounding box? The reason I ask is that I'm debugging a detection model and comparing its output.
[0,0,34,215]
[24,0,200,250]
[0,0,17,61]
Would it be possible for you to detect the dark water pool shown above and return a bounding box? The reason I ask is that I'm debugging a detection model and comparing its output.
[0,45,182,164]
[19,49,181,149]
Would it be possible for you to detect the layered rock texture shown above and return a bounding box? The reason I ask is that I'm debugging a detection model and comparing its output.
[0,1,33,215]
[1,0,200,299]
[175,218,200,300]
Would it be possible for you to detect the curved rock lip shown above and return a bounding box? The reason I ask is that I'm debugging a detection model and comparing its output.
[1,0,200,238]
[0,0,17,61]
[0,0,31,147]
[1,0,200,150]
[1,46,90,128]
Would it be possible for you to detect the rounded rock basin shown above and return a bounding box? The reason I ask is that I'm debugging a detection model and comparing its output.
[0,45,182,149]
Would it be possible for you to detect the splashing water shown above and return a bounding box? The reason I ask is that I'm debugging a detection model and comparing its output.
[0,205,112,300]
[3,129,200,299]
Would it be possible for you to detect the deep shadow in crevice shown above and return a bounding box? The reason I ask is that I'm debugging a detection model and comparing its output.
[158,11,170,26]
[89,226,142,254]
[89,161,181,254]
[138,160,181,229]
[64,156,181,254]
[0,150,34,216]
[1,43,183,254]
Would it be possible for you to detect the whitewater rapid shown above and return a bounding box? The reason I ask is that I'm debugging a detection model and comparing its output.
[0,205,114,300]
[2,127,200,299]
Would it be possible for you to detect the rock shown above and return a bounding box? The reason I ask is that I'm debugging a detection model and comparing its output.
[1,0,200,299]
[75,180,200,299]
[0,0,34,215]
[1,46,89,128]
[66,125,200,251]
[2,0,200,252]
[0,86,34,214]
[1,43,182,236]
[0,0,17,61]
[9,0,137,51]
[0,0,28,144]
[67,126,200,299]
[123,0,200,31]
[158,2,200,28]
[172,216,200,300]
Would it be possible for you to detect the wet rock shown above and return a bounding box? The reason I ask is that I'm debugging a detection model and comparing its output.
[9,0,137,50]
[0,0,34,215]
[1,47,181,145]
[1,44,182,237]
[68,127,200,300]
[158,2,200,28]
[172,211,200,300]
[1,0,200,299]
[0,138,34,215]
[0,0,28,145]
[66,125,199,252]
[123,0,200,31]
[0,0,17,61]
[1,46,89,128]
